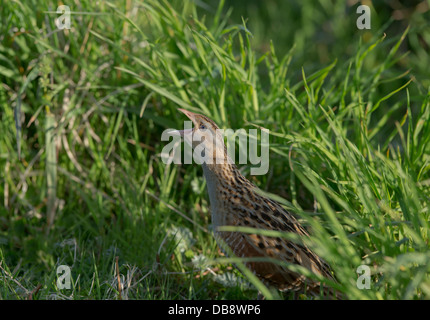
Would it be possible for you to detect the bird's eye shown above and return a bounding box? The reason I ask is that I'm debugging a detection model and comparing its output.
[199,123,206,130]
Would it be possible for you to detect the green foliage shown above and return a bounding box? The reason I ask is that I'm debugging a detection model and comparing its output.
[0,0,429,299]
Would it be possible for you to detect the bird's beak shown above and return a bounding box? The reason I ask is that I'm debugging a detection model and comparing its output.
[169,108,196,139]
[178,108,198,124]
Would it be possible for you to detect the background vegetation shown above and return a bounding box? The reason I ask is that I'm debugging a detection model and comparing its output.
[0,0,429,299]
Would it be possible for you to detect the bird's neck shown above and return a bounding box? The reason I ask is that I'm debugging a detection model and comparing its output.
[201,153,238,185]
[202,150,243,191]
[202,159,239,227]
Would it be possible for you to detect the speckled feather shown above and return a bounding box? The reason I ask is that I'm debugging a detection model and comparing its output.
[177,109,338,298]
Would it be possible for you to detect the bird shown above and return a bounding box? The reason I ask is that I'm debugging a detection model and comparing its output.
[172,108,339,299]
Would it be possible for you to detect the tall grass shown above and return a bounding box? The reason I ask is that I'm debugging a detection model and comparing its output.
[0,0,429,299]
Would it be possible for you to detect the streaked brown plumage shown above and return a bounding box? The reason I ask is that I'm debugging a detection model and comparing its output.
[173,108,338,298]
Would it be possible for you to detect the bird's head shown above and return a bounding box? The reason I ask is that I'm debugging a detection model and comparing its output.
[173,108,229,165]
